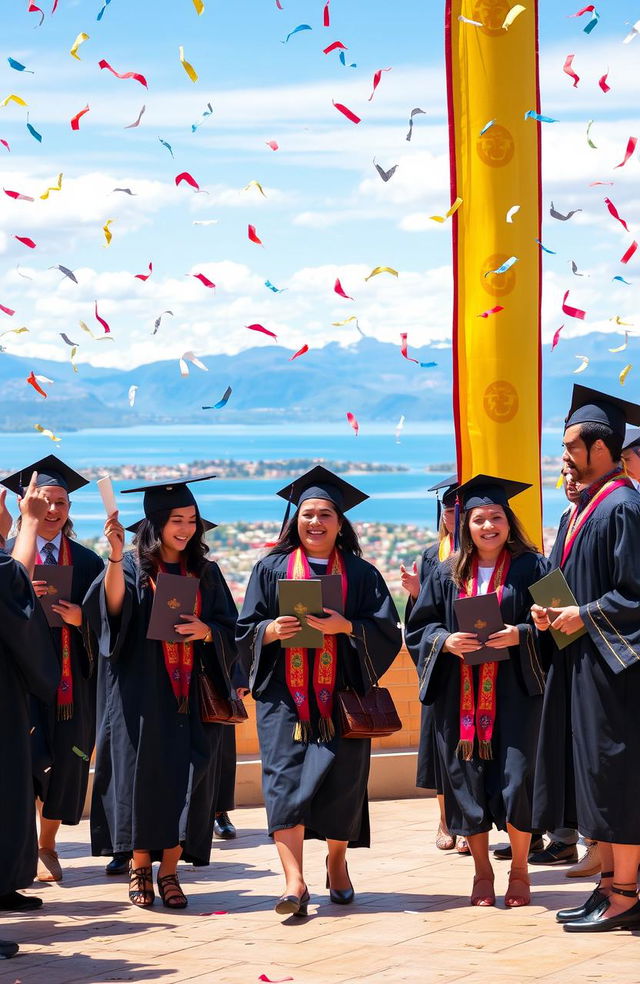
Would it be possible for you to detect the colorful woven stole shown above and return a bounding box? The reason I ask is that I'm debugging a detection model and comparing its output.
[285,547,347,744]
[438,534,454,562]
[37,536,74,721]
[561,471,631,568]
[150,560,202,714]
[456,548,511,761]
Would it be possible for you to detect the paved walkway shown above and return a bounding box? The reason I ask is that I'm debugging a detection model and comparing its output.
[2,799,638,984]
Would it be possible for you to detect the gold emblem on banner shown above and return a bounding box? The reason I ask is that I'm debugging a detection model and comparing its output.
[483,381,519,423]
[481,253,517,296]
[473,0,512,36]
[476,124,515,168]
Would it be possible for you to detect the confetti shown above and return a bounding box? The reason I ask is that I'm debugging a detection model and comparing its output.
[199,910,229,916]
[0,139,9,151]
[28,1,45,26]
[193,219,218,225]
[265,280,286,293]
[550,202,581,221]
[621,241,638,264]
[570,260,584,276]
[247,323,277,340]
[338,51,356,67]
[609,332,628,352]
[4,188,34,201]
[190,273,216,288]
[589,181,613,186]
[614,136,638,169]
[125,105,146,128]
[192,0,205,13]
[479,119,496,136]
[71,105,90,130]
[40,173,63,200]
[405,107,426,141]
[27,371,47,398]
[153,310,173,334]
[95,301,111,333]
[484,256,517,277]
[26,118,43,142]
[8,58,34,74]
[244,180,266,197]
[98,60,148,88]
[524,110,558,123]
[0,326,28,339]
[70,32,90,59]
[323,41,347,54]
[179,45,198,82]
[619,364,632,385]
[502,4,526,29]
[35,424,61,442]
[179,351,208,376]
[0,304,15,316]
[331,315,359,327]
[257,978,294,984]
[97,0,113,20]
[248,224,263,245]
[282,24,312,43]
[574,354,590,373]
[290,344,309,361]
[202,385,232,409]
[346,411,359,436]
[613,275,631,285]
[430,197,463,223]
[563,54,580,87]
[458,15,483,26]
[102,219,113,246]
[113,187,136,195]
[395,415,405,441]
[128,385,138,407]
[14,236,36,249]
[176,171,200,190]
[373,160,398,183]
[72,745,89,761]
[599,70,610,93]
[604,198,630,232]
[555,473,564,489]
[332,100,361,124]
[364,266,398,281]
[134,262,153,281]
[50,264,78,283]
[323,0,330,26]
[562,290,586,320]
[477,305,505,318]
[400,333,418,364]
[16,265,32,280]
[623,20,640,43]
[191,102,213,132]
[552,324,564,350]
[60,333,78,346]
[570,4,598,33]
[536,239,556,254]
[334,278,353,300]
[265,140,279,151]
[612,315,634,327]
[506,205,520,223]
[368,67,392,101]
[159,136,174,156]
[586,120,597,148]
[1,94,27,107]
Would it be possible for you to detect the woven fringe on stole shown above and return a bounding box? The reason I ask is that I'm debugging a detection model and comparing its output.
[178,696,190,715]
[456,739,474,761]
[478,739,493,761]
[57,703,74,722]
[293,720,313,744]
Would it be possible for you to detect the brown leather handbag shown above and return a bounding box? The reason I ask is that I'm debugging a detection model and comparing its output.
[198,665,248,725]
[336,686,401,738]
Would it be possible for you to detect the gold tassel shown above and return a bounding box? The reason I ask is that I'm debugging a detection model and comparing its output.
[293,720,312,743]
[479,739,493,760]
[318,717,335,743]
[456,739,474,761]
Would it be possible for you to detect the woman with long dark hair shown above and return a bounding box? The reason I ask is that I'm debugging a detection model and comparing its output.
[236,466,401,917]
[86,477,239,909]
[406,476,547,909]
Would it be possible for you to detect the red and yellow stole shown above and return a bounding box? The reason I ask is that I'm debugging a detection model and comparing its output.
[150,560,202,714]
[285,547,347,744]
[561,471,631,568]
[37,536,74,721]
[456,548,511,762]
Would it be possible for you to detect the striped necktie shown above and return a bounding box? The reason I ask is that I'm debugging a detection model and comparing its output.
[42,542,57,565]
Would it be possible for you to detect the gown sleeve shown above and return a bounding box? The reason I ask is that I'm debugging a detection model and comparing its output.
[405,562,452,703]
[510,553,548,697]
[346,562,402,693]
[0,551,59,702]
[83,551,140,661]
[579,500,640,674]
[79,550,106,679]
[198,561,241,696]
[236,559,279,694]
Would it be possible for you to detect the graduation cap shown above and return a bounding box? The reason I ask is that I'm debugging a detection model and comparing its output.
[276,465,368,532]
[121,475,215,518]
[564,385,640,442]
[126,517,217,535]
[1,454,89,496]
[427,474,459,527]
[622,426,640,452]
[456,474,531,511]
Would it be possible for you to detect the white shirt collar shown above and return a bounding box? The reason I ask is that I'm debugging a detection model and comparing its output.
[37,531,62,557]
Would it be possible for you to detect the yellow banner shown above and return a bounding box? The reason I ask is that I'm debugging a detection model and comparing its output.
[447,0,542,545]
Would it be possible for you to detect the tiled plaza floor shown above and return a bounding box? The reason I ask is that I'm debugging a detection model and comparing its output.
[1,798,637,984]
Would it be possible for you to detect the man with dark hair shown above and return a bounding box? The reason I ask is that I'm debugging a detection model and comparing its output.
[532,386,640,932]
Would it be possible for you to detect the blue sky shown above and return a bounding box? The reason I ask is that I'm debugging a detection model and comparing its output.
[0,0,639,373]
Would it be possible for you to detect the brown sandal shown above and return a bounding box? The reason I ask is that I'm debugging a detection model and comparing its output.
[505,868,530,908]
[157,872,188,909]
[470,875,495,907]
[128,863,154,908]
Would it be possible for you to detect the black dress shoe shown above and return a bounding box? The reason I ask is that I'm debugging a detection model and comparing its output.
[493,836,544,861]
[0,940,19,958]
[213,812,236,840]
[106,852,132,876]
[325,856,355,905]
[563,898,640,932]
[0,892,43,912]
[528,840,578,866]
[274,887,309,917]
[556,887,607,923]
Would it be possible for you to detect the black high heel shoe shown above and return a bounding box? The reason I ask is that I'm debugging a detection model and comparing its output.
[274,886,310,917]
[325,856,355,905]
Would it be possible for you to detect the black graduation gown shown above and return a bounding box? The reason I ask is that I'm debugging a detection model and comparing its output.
[7,537,105,825]
[0,551,59,895]
[86,552,238,864]
[406,551,548,837]
[236,550,402,846]
[532,486,640,843]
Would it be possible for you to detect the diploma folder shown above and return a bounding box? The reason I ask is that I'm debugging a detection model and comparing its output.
[34,564,73,629]
[317,573,344,615]
[277,579,324,649]
[528,568,587,651]
[452,592,509,666]
[146,573,199,643]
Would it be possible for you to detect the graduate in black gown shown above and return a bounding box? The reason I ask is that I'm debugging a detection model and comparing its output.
[531,386,640,933]
[401,476,462,853]
[406,476,547,909]
[86,477,240,909]
[0,473,59,943]
[2,456,104,885]
[236,466,402,917]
